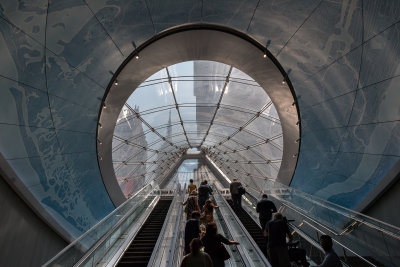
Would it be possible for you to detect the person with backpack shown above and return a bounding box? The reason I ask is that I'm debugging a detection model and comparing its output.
[183,191,200,220]
[256,194,277,232]
[265,213,292,267]
[198,180,213,211]
[201,222,240,267]
[229,178,243,209]
[184,211,202,255]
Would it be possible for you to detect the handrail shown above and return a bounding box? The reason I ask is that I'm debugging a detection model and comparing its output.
[243,191,375,267]
[108,196,160,266]
[167,183,186,267]
[148,183,181,266]
[74,194,159,267]
[301,220,377,267]
[208,155,400,238]
[43,182,156,267]
[254,182,400,239]
[212,184,271,267]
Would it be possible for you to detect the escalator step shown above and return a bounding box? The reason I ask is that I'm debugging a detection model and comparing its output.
[117,199,172,266]
[226,199,268,258]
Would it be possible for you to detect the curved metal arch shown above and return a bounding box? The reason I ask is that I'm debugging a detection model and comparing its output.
[98,24,300,205]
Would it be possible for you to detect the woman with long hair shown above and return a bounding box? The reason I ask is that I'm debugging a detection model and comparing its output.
[202,199,219,224]
[183,190,200,220]
[180,238,213,267]
[201,223,239,267]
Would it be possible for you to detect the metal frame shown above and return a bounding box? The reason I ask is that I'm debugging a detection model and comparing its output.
[97,24,300,206]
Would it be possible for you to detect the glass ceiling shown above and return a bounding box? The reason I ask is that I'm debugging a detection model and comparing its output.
[112,61,283,197]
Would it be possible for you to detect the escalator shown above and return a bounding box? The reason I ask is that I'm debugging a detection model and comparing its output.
[117,199,172,266]
[226,199,268,257]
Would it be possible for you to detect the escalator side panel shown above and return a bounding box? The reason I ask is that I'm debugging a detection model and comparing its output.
[117,199,172,266]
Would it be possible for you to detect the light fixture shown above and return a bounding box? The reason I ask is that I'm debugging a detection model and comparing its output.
[98,123,102,128]
[135,54,139,59]
[102,103,106,109]
[114,80,118,86]
[281,79,286,84]
[263,53,267,58]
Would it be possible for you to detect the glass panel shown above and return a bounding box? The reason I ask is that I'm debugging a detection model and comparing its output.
[231,131,265,147]
[252,142,283,161]
[140,108,181,129]
[126,79,175,114]
[213,107,254,129]
[221,67,270,111]
[113,60,283,194]
[44,183,160,267]
[246,116,282,139]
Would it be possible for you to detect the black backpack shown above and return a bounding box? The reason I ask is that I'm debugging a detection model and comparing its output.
[198,185,208,197]
[238,186,246,195]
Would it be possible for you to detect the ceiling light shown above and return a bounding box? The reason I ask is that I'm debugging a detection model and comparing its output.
[135,54,139,59]
[263,53,267,58]
[114,80,118,86]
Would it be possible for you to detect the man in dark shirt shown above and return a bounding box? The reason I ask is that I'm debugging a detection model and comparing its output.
[265,212,292,267]
[184,211,201,254]
[198,180,213,211]
[317,235,342,267]
[230,178,242,209]
[256,194,277,231]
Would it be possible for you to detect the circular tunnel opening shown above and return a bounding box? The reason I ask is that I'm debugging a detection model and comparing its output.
[97,25,300,205]
[112,60,283,198]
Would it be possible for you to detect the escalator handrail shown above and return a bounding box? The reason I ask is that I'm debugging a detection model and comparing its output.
[167,183,186,267]
[244,191,374,267]
[107,195,160,266]
[212,185,272,267]
[43,182,157,267]
[75,192,160,266]
[248,185,400,240]
[148,183,182,266]
[208,156,400,239]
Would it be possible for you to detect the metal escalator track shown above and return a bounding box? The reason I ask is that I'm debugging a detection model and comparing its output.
[227,199,268,257]
[117,199,172,266]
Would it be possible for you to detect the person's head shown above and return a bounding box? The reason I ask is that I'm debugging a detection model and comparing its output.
[189,238,203,254]
[262,194,268,199]
[233,178,238,182]
[274,212,283,220]
[320,235,333,252]
[205,222,218,236]
[190,179,193,184]
[191,211,201,219]
[205,199,212,209]
[203,180,208,185]
[200,181,205,185]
